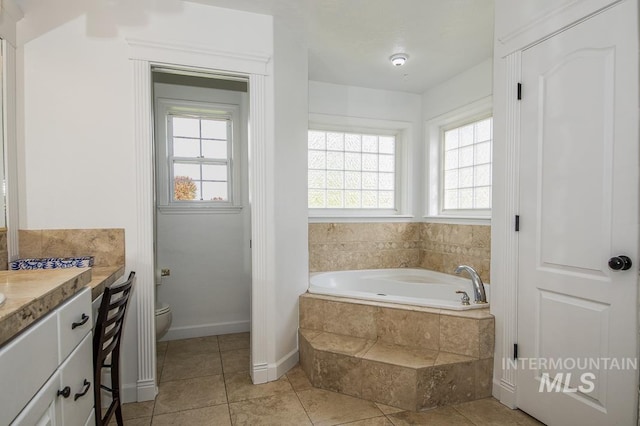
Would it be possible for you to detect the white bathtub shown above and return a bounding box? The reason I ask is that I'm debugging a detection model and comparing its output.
[308,268,490,310]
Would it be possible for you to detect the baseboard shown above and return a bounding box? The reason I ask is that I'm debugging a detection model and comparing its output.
[136,379,158,402]
[121,383,140,404]
[161,320,250,341]
[251,349,299,384]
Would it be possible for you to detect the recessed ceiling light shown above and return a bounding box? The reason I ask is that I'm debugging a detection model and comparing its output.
[390,53,409,67]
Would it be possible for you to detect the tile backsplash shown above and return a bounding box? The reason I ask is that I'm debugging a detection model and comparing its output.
[19,228,125,267]
[309,222,490,282]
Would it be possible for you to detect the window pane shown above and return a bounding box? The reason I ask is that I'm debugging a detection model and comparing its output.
[202,182,228,201]
[379,155,394,172]
[174,163,200,180]
[326,151,344,170]
[172,117,200,137]
[362,172,378,190]
[345,171,361,190]
[173,138,200,158]
[201,119,227,139]
[475,186,491,209]
[476,118,492,142]
[326,171,344,189]
[362,135,378,153]
[308,170,326,189]
[202,140,227,159]
[344,190,362,208]
[309,190,326,208]
[309,151,326,169]
[345,134,361,151]
[345,153,361,171]
[444,170,458,190]
[362,154,378,171]
[459,188,473,209]
[327,132,344,151]
[174,176,197,201]
[459,146,474,168]
[379,173,394,190]
[308,131,326,150]
[475,141,491,164]
[202,164,227,181]
[379,191,394,208]
[459,167,473,188]
[444,150,458,171]
[379,136,395,154]
[474,164,491,186]
[459,124,474,146]
[362,191,378,208]
[327,190,344,208]
[444,129,459,150]
[444,189,458,209]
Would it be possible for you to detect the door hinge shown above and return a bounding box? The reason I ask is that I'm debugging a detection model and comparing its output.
[514,343,518,360]
[517,83,522,100]
[515,215,520,232]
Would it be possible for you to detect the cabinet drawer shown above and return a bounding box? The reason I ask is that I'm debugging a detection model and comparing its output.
[11,371,63,426]
[58,287,92,363]
[59,333,94,426]
[0,312,58,425]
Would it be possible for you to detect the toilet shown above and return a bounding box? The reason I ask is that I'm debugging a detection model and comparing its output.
[155,301,172,340]
[155,270,173,340]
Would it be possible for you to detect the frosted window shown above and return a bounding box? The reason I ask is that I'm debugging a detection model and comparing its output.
[442,117,493,211]
[308,129,396,209]
[169,115,232,202]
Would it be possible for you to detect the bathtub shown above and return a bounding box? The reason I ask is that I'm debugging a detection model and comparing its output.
[308,268,490,310]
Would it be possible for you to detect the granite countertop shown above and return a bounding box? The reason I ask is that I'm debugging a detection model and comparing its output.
[0,265,125,347]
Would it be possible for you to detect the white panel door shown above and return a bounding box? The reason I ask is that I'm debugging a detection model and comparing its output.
[517,1,638,425]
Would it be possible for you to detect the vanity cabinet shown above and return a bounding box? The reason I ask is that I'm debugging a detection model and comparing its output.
[0,287,94,426]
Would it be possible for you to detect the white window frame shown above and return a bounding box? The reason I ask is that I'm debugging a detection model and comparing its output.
[156,98,242,214]
[308,113,413,221]
[425,96,492,224]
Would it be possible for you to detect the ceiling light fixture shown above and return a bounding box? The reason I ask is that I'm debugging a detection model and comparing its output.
[390,53,409,67]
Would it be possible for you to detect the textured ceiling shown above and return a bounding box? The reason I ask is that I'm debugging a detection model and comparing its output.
[308,0,494,93]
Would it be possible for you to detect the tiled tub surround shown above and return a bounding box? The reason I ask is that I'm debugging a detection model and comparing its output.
[309,223,491,283]
[0,229,7,271]
[299,293,494,411]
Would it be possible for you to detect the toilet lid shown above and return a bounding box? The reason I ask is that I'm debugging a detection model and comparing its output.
[156,302,170,315]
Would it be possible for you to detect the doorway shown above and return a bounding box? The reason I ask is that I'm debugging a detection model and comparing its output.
[152,69,252,342]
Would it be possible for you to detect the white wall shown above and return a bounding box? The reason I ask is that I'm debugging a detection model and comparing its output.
[17,1,273,401]
[421,58,493,121]
[308,81,423,219]
[154,83,251,341]
[271,13,309,372]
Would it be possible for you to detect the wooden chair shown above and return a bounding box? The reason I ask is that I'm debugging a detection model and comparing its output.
[93,271,135,426]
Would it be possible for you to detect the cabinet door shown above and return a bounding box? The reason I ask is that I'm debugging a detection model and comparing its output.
[59,333,94,425]
[11,371,63,426]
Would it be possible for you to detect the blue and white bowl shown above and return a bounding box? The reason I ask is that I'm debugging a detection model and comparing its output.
[10,256,95,270]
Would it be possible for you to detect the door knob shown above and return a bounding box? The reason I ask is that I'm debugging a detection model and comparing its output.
[608,255,632,271]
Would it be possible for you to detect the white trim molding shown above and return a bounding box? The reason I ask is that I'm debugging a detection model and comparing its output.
[129,39,274,399]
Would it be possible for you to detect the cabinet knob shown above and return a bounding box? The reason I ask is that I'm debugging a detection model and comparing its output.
[57,386,71,398]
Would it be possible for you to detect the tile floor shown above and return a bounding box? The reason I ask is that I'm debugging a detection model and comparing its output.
[116,333,544,425]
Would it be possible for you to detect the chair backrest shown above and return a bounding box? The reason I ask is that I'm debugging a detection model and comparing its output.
[93,271,135,368]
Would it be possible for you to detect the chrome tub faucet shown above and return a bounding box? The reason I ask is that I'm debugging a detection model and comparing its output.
[454,265,487,304]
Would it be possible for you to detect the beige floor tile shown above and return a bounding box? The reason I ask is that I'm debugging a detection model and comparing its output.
[109,417,151,426]
[297,388,384,426]
[157,341,169,353]
[151,404,231,426]
[339,417,394,425]
[221,347,249,374]
[374,402,404,415]
[225,371,293,402]
[160,351,223,382]
[453,398,544,425]
[285,364,313,392]
[228,392,312,425]
[218,332,250,351]
[121,401,155,419]
[157,341,168,379]
[388,406,475,425]
[166,336,219,356]
[154,375,227,415]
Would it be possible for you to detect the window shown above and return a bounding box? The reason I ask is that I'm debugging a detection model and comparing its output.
[441,116,492,211]
[308,130,396,210]
[169,115,231,202]
[425,96,492,221]
[155,98,242,212]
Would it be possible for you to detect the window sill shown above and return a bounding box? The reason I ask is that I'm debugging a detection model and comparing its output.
[309,214,415,223]
[422,215,491,225]
[158,205,243,215]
